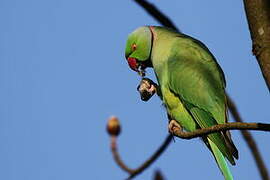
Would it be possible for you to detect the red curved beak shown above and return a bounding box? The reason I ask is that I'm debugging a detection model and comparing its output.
[127,57,139,72]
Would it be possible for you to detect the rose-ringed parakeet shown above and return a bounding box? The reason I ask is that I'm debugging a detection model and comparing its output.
[124,26,238,180]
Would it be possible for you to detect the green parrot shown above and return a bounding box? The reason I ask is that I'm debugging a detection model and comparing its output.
[124,26,238,180]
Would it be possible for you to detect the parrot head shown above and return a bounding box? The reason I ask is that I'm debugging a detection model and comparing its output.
[125,26,153,76]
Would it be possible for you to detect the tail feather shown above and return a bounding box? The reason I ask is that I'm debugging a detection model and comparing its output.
[224,131,239,160]
[208,138,234,180]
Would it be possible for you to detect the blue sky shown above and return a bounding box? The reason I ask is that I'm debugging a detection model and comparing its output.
[0,0,269,180]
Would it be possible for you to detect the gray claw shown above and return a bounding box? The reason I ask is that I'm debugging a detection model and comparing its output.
[168,120,181,134]
[137,78,157,101]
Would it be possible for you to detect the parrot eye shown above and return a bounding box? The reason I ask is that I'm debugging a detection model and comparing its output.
[131,44,137,51]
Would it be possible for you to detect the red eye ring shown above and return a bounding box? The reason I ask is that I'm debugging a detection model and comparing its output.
[131,44,137,51]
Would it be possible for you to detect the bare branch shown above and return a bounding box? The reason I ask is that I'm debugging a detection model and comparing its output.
[109,131,173,180]
[153,170,165,180]
[227,97,270,180]
[107,116,172,179]
[243,0,270,91]
[171,122,270,139]
[111,136,134,174]
[126,135,173,180]
[133,0,179,32]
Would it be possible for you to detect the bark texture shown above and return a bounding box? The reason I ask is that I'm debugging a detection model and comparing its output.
[243,0,270,91]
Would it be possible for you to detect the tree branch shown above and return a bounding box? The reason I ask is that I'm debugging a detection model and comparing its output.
[153,170,165,180]
[133,0,179,32]
[126,135,173,180]
[171,122,270,139]
[107,116,173,180]
[243,0,270,91]
[227,97,270,180]
[110,136,134,174]
[111,135,173,180]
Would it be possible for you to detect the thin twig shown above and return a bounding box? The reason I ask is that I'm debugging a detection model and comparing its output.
[227,97,270,180]
[126,135,173,180]
[111,136,134,174]
[133,0,179,32]
[153,170,165,180]
[172,122,270,139]
[110,133,173,179]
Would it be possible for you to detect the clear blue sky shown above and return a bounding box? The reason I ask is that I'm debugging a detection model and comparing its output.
[0,0,269,179]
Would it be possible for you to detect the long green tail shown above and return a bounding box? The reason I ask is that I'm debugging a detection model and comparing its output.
[208,138,233,180]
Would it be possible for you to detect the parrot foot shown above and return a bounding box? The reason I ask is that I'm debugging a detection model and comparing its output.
[168,120,182,134]
[137,78,157,101]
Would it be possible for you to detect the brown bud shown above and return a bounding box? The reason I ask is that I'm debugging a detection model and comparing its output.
[107,116,121,136]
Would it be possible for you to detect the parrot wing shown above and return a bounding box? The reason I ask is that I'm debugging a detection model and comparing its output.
[166,37,237,164]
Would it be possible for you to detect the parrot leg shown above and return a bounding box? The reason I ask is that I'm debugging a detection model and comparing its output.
[168,119,182,134]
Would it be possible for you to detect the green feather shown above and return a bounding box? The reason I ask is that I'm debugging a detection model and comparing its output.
[209,139,233,180]
[185,105,235,164]
[125,27,152,61]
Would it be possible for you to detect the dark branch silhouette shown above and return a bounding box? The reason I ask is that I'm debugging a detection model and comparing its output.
[243,0,270,91]
[125,135,172,180]
[153,170,165,180]
[133,0,179,32]
[110,136,134,174]
[107,116,173,180]
[108,119,173,180]
[227,97,270,180]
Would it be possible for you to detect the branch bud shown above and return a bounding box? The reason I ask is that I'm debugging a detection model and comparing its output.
[107,116,121,136]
